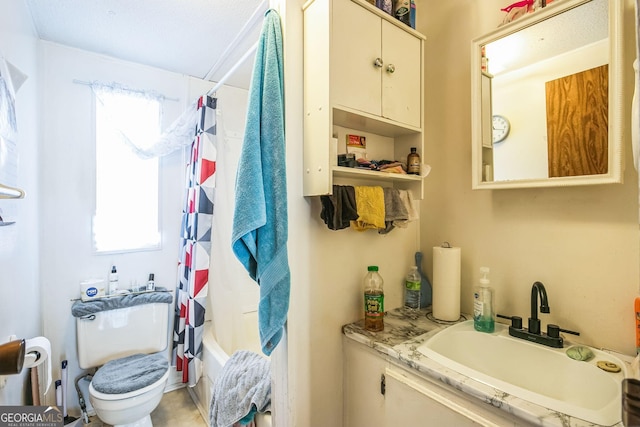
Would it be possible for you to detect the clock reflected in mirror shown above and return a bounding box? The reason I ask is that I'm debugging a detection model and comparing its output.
[492,114,510,144]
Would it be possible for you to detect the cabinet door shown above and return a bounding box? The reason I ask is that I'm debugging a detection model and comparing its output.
[384,367,484,427]
[481,73,493,148]
[343,339,386,427]
[381,20,421,128]
[332,0,382,117]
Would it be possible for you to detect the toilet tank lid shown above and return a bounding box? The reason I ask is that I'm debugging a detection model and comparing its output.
[71,289,173,318]
[92,353,169,394]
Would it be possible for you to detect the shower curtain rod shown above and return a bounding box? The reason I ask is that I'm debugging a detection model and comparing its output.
[0,182,25,199]
[207,40,259,96]
[143,39,257,154]
[203,0,269,81]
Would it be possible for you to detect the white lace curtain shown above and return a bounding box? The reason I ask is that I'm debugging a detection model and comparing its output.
[90,81,198,159]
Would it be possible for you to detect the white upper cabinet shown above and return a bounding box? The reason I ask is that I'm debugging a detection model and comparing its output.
[332,0,421,128]
[331,0,382,119]
[303,0,425,197]
[381,20,422,127]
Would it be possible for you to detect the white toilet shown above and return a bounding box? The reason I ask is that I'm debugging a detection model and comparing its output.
[75,299,172,427]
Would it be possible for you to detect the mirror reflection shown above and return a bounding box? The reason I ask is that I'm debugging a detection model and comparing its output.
[471,0,622,189]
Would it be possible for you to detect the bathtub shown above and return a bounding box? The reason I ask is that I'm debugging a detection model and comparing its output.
[188,321,272,427]
[187,83,271,426]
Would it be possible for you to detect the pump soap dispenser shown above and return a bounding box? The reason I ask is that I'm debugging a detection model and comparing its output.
[473,267,495,333]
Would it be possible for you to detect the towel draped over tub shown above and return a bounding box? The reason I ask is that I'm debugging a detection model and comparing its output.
[209,350,271,427]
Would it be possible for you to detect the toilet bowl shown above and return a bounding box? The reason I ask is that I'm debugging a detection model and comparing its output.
[89,368,170,427]
[88,353,170,427]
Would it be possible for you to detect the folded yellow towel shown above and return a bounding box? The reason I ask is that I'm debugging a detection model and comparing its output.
[351,186,385,231]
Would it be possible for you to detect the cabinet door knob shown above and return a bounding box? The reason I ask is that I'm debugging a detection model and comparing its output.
[373,58,383,68]
[386,64,395,73]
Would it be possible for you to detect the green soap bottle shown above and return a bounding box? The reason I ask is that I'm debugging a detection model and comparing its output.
[473,267,495,332]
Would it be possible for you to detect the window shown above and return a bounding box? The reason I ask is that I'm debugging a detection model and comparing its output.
[93,88,162,253]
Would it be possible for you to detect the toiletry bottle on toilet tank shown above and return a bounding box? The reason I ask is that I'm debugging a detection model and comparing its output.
[108,265,119,295]
[364,266,384,332]
[146,273,155,291]
[473,267,495,332]
[407,147,420,175]
[404,266,421,309]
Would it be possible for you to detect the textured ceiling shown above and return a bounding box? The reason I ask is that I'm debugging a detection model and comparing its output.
[25,0,266,89]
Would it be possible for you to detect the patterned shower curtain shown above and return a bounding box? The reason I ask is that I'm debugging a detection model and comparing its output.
[172,95,217,386]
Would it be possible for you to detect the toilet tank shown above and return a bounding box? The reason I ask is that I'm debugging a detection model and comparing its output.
[76,302,170,369]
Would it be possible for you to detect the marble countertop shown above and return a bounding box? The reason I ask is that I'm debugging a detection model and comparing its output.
[342,307,630,427]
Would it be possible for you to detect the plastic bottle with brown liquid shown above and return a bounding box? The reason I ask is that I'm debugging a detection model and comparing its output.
[364,265,385,331]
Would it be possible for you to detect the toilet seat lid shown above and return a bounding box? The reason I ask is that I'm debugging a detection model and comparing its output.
[92,353,169,394]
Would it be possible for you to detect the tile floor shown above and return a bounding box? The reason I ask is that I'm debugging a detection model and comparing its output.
[81,387,207,427]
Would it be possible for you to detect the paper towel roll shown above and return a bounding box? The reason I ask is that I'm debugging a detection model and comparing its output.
[432,245,461,321]
[23,336,52,394]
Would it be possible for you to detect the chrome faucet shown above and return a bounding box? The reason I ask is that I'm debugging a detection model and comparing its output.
[528,281,549,335]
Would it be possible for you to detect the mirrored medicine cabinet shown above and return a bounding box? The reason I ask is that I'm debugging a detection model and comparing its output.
[471,0,624,189]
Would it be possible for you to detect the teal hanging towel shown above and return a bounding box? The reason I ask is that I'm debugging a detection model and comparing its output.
[231,9,289,356]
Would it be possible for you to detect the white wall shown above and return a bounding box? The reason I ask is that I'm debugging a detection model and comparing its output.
[422,0,638,359]
[38,42,212,408]
[0,0,41,406]
[272,2,308,425]
[280,2,422,426]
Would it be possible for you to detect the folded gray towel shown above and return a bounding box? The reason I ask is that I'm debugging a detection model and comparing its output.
[91,353,168,394]
[393,189,419,229]
[209,350,271,427]
[70,288,173,317]
[379,187,409,234]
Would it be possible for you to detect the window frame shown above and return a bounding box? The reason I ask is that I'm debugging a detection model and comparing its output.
[91,87,163,255]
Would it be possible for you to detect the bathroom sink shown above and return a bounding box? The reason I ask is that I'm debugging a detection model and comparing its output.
[418,320,626,426]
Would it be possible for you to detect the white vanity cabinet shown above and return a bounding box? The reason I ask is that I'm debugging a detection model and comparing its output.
[383,367,483,426]
[343,336,386,426]
[303,0,425,198]
[343,338,535,427]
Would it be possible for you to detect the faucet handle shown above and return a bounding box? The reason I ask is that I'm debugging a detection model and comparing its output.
[497,314,522,329]
[511,316,522,329]
[547,324,580,338]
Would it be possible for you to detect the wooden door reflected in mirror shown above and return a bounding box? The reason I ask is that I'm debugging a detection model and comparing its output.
[546,64,608,178]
